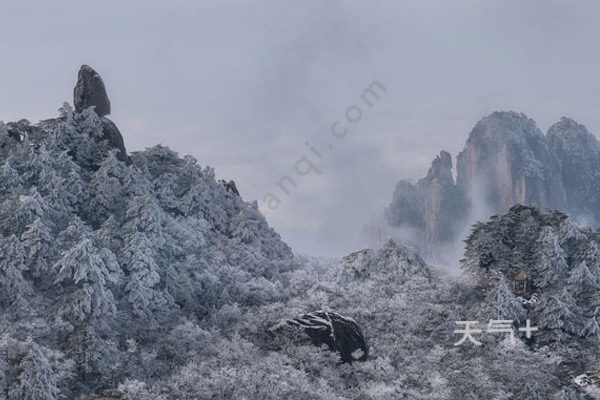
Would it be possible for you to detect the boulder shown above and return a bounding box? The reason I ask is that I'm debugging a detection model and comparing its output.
[274,310,368,363]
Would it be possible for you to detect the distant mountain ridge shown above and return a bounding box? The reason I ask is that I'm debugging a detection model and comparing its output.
[385,111,600,261]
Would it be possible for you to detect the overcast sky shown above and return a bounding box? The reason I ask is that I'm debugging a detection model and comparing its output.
[2,0,600,256]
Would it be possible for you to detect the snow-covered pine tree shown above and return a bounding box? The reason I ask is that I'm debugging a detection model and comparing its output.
[88,151,129,224]
[97,215,122,254]
[12,188,52,237]
[65,325,120,386]
[581,315,600,342]
[8,339,60,400]
[567,261,600,310]
[22,145,52,188]
[0,154,23,196]
[121,232,171,319]
[497,276,526,322]
[534,227,569,288]
[0,235,33,315]
[55,151,88,213]
[538,288,587,341]
[21,218,55,286]
[53,237,121,330]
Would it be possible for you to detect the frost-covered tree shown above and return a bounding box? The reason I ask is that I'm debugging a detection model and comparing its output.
[581,315,600,342]
[123,193,164,241]
[567,261,600,308]
[9,340,60,400]
[89,151,129,223]
[0,235,33,315]
[22,145,52,187]
[21,218,55,284]
[539,289,587,341]
[535,227,569,288]
[13,189,51,236]
[0,154,23,195]
[53,237,120,328]
[122,232,170,319]
[497,276,526,322]
[65,325,120,385]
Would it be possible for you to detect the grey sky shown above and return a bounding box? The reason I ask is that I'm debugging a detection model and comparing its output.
[2,0,600,256]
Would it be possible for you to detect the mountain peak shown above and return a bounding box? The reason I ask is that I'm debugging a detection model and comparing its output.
[547,117,596,146]
[425,150,453,180]
[467,111,542,144]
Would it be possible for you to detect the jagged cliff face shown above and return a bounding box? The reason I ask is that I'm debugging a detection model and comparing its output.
[386,111,600,262]
[456,112,564,213]
[387,151,467,257]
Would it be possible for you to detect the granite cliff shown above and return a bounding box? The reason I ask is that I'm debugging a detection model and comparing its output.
[386,111,600,261]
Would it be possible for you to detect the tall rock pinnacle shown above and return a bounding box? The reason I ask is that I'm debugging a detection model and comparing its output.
[73,65,111,116]
[72,65,130,164]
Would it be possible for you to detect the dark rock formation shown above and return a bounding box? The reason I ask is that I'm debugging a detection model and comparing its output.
[74,65,111,116]
[73,65,129,164]
[274,310,368,363]
[385,111,600,261]
[99,117,129,164]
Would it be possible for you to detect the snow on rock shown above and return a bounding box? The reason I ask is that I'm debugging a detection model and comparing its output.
[273,310,368,363]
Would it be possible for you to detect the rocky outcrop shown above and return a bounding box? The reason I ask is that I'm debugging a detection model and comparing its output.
[273,310,368,363]
[385,111,600,261]
[73,65,129,163]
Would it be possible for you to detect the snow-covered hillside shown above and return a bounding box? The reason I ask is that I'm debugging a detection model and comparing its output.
[1,67,599,399]
[0,67,295,399]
